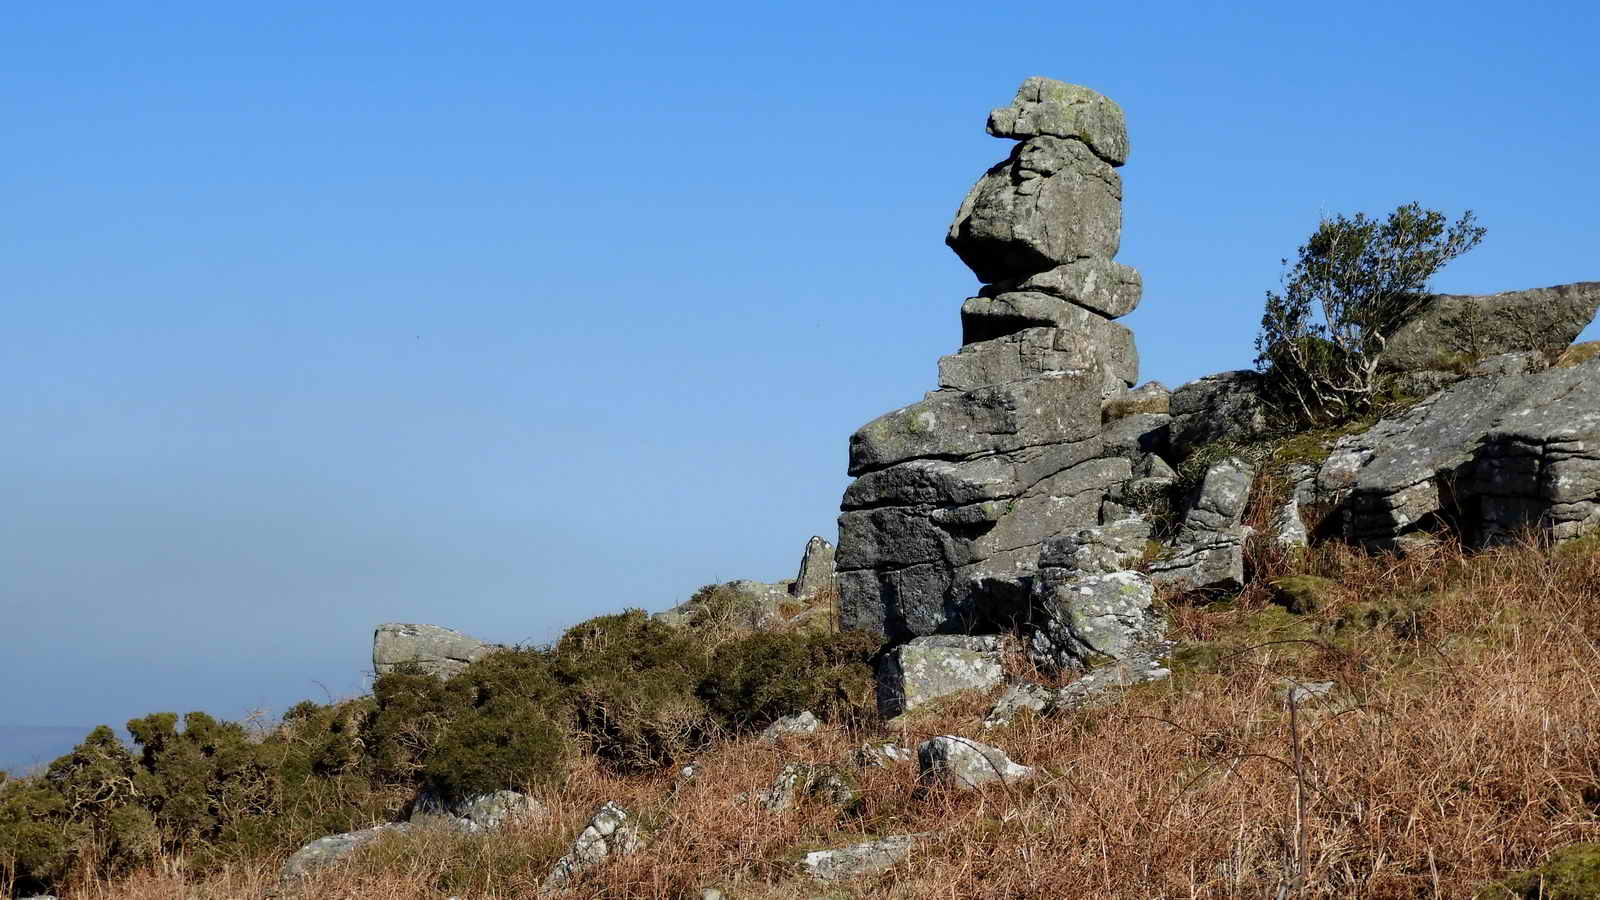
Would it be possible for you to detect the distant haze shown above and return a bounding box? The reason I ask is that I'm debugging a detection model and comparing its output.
[0,727,99,777]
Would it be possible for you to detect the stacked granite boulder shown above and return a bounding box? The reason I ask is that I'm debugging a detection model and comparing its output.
[838,78,1145,643]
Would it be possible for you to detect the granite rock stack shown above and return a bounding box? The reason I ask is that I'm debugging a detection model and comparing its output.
[838,78,1146,642]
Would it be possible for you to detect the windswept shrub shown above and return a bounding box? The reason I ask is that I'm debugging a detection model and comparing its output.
[699,629,879,731]
[421,698,567,800]
[0,774,81,894]
[366,669,471,784]
[552,610,715,771]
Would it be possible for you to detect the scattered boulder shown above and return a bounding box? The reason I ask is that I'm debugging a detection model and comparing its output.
[1281,678,1336,706]
[854,741,915,768]
[801,834,920,882]
[1051,653,1170,709]
[1378,282,1600,374]
[982,681,1055,727]
[542,802,645,891]
[876,635,1006,718]
[918,735,1036,790]
[757,763,859,812]
[1150,457,1256,593]
[758,710,820,744]
[410,788,544,834]
[372,624,500,680]
[281,823,410,880]
[1318,356,1600,546]
[791,535,836,599]
[1167,371,1272,459]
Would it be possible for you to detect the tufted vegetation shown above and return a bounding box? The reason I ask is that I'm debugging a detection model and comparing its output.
[0,606,878,895]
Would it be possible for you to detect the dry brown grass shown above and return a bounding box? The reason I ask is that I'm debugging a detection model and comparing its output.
[69,534,1600,899]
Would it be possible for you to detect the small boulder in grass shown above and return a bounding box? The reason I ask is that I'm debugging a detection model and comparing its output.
[281,823,411,880]
[801,834,921,881]
[542,802,646,891]
[758,709,820,743]
[917,735,1036,790]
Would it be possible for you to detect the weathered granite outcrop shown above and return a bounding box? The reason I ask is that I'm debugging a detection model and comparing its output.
[1319,356,1600,546]
[1167,371,1271,459]
[372,624,501,679]
[947,136,1122,283]
[838,77,1144,645]
[792,535,836,599]
[1150,457,1256,593]
[876,635,1006,717]
[1379,282,1600,373]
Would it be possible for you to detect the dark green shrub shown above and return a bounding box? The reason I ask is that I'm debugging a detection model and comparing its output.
[700,629,879,731]
[422,698,568,799]
[551,610,715,770]
[124,712,280,863]
[0,774,81,894]
[366,668,473,784]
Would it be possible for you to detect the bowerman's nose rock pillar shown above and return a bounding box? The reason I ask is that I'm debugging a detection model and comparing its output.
[837,78,1144,641]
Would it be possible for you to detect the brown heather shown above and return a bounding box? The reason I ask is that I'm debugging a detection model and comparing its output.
[54,527,1600,899]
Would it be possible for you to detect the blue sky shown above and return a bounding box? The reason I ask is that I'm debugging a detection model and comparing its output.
[4,0,1597,735]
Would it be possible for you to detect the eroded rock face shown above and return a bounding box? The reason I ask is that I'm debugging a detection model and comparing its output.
[1150,457,1256,593]
[986,76,1129,165]
[1029,570,1161,671]
[1318,357,1600,546]
[983,257,1143,319]
[1379,282,1600,373]
[372,624,500,679]
[1168,371,1271,459]
[947,136,1123,284]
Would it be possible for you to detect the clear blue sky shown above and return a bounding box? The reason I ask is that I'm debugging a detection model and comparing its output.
[4,0,1597,733]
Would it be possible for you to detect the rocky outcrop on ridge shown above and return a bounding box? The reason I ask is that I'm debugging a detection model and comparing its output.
[656,535,838,633]
[372,623,502,679]
[1318,356,1600,547]
[1378,282,1600,373]
[838,77,1146,644]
